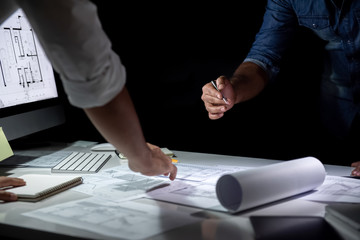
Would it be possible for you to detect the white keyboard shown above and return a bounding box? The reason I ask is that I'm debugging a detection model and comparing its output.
[51,152,111,173]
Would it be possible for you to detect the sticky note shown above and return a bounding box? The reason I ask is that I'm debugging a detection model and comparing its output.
[0,127,13,161]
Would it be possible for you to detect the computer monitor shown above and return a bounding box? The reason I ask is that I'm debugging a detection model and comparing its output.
[0,8,65,142]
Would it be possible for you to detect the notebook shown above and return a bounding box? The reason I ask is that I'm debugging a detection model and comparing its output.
[6,174,83,202]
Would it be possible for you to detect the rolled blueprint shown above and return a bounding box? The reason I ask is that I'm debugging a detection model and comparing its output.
[216,157,326,213]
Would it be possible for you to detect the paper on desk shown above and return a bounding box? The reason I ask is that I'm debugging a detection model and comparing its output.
[146,163,252,210]
[72,164,186,202]
[301,175,360,203]
[147,160,360,213]
[0,127,13,161]
[216,157,326,213]
[23,196,200,240]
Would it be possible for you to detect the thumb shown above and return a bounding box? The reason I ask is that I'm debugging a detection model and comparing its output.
[0,191,18,202]
[216,76,229,91]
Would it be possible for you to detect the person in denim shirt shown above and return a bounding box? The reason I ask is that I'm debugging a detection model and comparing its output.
[201,0,360,176]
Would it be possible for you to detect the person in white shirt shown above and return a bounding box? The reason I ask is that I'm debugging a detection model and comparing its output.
[0,0,177,201]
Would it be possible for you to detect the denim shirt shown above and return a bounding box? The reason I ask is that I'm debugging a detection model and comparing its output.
[245,0,360,138]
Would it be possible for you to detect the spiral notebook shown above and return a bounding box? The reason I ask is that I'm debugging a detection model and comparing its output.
[7,174,83,202]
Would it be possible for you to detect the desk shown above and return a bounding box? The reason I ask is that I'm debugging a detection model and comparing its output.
[0,142,354,240]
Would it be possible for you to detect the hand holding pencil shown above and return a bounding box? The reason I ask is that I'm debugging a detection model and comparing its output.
[201,76,235,120]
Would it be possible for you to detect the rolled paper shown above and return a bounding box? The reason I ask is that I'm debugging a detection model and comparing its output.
[216,157,326,213]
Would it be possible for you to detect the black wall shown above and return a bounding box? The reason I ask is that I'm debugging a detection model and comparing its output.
[35,1,355,166]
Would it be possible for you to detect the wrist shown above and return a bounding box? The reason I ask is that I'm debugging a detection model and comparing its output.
[126,144,153,173]
[230,62,268,103]
[229,75,246,104]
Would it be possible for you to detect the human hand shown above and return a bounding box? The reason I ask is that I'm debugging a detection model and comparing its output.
[351,161,360,176]
[128,143,177,181]
[201,76,235,119]
[0,176,26,202]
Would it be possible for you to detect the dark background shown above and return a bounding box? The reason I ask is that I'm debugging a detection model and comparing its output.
[25,1,355,166]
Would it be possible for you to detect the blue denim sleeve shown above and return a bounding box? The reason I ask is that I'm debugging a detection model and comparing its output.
[245,0,298,82]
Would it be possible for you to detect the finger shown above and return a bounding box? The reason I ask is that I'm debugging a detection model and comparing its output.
[168,164,177,181]
[146,143,159,149]
[202,83,224,100]
[209,112,224,120]
[0,177,26,188]
[216,76,228,90]
[205,102,227,112]
[351,167,360,176]
[202,93,228,106]
[204,98,228,120]
[205,106,226,118]
[0,191,18,202]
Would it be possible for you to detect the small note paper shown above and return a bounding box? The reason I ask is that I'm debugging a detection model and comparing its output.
[0,127,13,161]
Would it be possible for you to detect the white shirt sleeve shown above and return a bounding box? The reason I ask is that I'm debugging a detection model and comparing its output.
[13,0,126,108]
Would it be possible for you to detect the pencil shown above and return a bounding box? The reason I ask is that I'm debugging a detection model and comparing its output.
[211,80,228,104]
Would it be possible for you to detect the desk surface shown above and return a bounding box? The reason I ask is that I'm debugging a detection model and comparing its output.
[0,141,353,240]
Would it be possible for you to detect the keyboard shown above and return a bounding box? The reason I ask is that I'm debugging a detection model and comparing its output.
[51,152,111,173]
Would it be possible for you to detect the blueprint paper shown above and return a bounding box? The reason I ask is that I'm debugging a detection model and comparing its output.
[215,157,326,213]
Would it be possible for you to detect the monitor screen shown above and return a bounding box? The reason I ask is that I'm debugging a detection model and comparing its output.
[0,8,65,141]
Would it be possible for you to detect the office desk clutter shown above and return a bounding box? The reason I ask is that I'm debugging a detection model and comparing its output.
[21,162,199,239]
[149,156,360,212]
[1,149,360,239]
